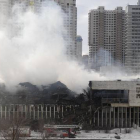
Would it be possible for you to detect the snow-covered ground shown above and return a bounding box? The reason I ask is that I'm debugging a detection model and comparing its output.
[1,129,140,139]
[22,129,140,139]
[76,128,140,140]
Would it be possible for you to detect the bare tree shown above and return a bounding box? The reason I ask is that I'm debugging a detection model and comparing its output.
[0,117,30,140]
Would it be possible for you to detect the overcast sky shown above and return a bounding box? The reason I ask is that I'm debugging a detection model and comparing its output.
[76,0,138,55]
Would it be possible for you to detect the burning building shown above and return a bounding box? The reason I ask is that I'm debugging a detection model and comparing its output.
[0,103,76,120]
[0,82,78,121]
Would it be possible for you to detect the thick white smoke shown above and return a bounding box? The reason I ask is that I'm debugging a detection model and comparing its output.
[0,1,106,92]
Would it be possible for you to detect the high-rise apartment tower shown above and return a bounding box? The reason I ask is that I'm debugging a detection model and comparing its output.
[0,0,11,28]
[53,0,77,60]
[125,1,140,74]
[88,6,125,71]
[0,0,77,60]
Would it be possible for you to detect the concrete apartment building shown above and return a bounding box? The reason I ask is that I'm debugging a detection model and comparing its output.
[0,0,77,60]
[89,0,140,74]
[82,55,88,68]
[88,6,125,71]
[76,35,82,61]
[11,0,42,12]
[36,0,78,60]
[0,0,12,29]
[0,0,42,37]
[125,0,140,74]
[89,80,140,128]
[53,0,77,60]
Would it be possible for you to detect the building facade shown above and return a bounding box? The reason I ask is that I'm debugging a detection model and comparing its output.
[0,0,77,60]
[37,0,77,60]
[53,0,77,60]
[88,6,125,71]
[0,104,76,120]
[76,35,82,61]
[82,55,88,68]
[89,80,140,128]
[125,1,140,74]
[0,0,12,29]
[89,0,140,74]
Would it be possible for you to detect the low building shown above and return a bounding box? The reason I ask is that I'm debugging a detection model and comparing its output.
[0,104,76,120]
[76,35,83,62]
[82,55,89,68]
[89,80,140,128]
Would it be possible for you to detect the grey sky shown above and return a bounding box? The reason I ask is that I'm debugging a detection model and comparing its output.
[76,0,138,55]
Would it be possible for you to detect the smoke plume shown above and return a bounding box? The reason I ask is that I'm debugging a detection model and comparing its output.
[0,0,106,92]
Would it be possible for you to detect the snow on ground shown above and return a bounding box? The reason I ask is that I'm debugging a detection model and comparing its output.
[76,128,140,140]
[1,129,140,139]
[31,131,42,137]
[27,129,140,139]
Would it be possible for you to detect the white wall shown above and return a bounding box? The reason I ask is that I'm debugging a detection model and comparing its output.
[91,81,140,107]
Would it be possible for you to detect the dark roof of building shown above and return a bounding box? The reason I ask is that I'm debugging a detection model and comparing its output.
[76,35,83,42]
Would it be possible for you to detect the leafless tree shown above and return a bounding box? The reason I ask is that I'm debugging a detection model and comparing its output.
[0,117,30,140]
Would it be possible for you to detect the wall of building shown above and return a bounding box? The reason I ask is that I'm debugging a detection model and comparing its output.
[90,81,140,107]
[125,4,140,74]
[90,80,140,128]
[54,0,77,60]
[0,0,11,29]
[0,0,77,60]
[82,55,88,68]
[76,35,82,61]
[89,0,140,74]
[0,104,76,120]
[88,7,125,71]
[93,107,140,128]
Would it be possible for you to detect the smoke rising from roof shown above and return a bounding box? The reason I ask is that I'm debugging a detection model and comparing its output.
[0,0,106,93]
